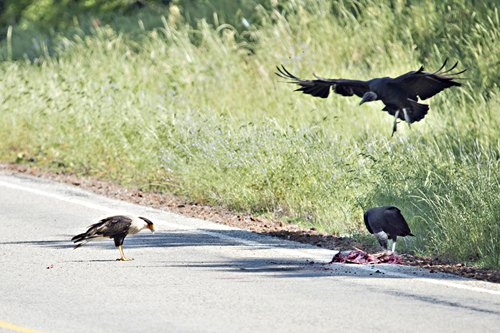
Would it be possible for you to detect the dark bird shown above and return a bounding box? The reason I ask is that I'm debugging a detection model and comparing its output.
[71,215,155,261]
[276,60,465,135]
[363,206,414,253]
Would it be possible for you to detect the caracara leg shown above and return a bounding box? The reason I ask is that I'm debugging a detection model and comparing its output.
[117,245,134,261]
[391,110,400,137]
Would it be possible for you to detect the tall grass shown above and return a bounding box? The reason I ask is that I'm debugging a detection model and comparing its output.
[0,0,498,267]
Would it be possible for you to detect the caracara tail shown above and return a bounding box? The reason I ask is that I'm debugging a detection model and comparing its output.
[71,232,101,248]
[71,218,115,249]
[71,233,86,244]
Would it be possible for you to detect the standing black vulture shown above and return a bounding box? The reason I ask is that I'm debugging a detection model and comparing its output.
[363,206,413,253]
[71,215,155,261]
[276,60,465,135]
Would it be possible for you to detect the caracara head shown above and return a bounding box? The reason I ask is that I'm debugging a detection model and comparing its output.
[139,216,155,233]
[359,91,378,105]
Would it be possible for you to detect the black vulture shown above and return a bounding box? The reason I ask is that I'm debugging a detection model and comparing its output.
[71,215,155,261]
[363,206,413,253]
[276,60,465,135]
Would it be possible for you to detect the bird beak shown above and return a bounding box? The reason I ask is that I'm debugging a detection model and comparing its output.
[359,96,368,105]
[149,225,155,233]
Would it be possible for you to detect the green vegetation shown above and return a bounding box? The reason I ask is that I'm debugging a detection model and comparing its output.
[0,1,498,268]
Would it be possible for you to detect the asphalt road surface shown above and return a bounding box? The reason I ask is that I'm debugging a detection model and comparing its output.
[1,172,499,333]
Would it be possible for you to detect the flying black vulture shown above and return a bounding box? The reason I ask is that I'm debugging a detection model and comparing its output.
[276,60,465,135]
[71,215,155,261]
[363,206,413,253]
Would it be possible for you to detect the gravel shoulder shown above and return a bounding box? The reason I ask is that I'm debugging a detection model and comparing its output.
[1,163,498,283]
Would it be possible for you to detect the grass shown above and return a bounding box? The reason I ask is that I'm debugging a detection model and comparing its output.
[0,0,498,268]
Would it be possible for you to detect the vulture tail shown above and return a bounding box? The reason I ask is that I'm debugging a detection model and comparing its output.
[407,99,429,122]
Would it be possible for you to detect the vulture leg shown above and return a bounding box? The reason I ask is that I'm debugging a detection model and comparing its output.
[402,108,412,128]
[390,234,399,253]
[391,110,400,137]
[391,241,397,253]
[375,231,389,251]
[116,245,134,261]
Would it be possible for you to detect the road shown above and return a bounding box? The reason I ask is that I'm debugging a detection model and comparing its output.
[0,172,499,333]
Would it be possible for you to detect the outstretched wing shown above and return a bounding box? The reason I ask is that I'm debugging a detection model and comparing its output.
[393,59,465,100]
[276,65,370,99]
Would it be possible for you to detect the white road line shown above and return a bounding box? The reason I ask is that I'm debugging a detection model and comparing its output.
[1,178,499,296]
[0,179,328,257]
[0,180,118,215]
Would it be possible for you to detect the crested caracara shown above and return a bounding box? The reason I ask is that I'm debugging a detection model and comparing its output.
[364,206,414,253]
[71,215,155,261]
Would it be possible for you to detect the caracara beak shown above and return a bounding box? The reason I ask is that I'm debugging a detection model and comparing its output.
[149,224,156,233]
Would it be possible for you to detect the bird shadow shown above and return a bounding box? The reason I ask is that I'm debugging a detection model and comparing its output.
[3,234,496,316]
[2,228,496,316]
[71,259,122,262]
[0,228,326,254]
[0,238,74,249]
[123,257,500,316]
[0,229,470,283]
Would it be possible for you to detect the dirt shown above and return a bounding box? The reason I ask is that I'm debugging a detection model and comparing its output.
[1,163,498,284]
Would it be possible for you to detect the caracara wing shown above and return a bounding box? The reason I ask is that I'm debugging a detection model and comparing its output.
[392,60,465,100]
[87,215,132,237]
[276,65,370,99]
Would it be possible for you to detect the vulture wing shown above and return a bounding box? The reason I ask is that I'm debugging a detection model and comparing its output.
[383,207,413,236]
[363,211,374,234]
[276,65,370,99]
[393,60,465,100]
